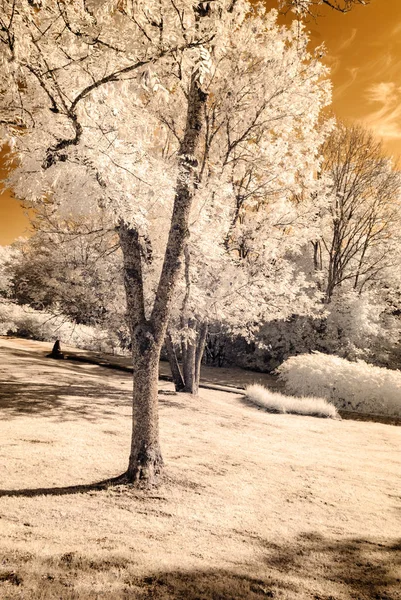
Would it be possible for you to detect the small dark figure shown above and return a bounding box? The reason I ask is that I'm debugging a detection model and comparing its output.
[46,340,65,360]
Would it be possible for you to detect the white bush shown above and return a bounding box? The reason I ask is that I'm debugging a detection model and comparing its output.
[0,244,20,296]
[278,352,401,417]
[244,383,339,419]
[0,299,121,354]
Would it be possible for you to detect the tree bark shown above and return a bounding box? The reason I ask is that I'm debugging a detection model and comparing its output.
[128,332,163,483]
[183,332,197,394]
[165,332,185,391]
[149,78,208,340]
[119,224,163,484]
[195,321,208,389]
[179,320,208,395]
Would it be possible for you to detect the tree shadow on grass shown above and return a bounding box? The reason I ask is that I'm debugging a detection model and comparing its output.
[0,346,179,421]
[0,380,131,421]
[0,522,399,598]
[260,532,401,600]
[123,570,292,599]
[25,537,396,599]
[0,473,131,498]
[0,343,134,421]
[0,472,203,500]
[1,345,128,379]
[128,535,401,599]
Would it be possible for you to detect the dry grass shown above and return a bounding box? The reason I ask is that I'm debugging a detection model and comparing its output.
[244,384,339,419]
[0,337,400,600]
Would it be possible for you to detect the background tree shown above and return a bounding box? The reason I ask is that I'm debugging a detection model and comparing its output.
[166,192,326,394]
[8,211,123,328]
[242,124,401,370]
[158,7,332,394]
[0,244,18,298]
[316,124,401,303]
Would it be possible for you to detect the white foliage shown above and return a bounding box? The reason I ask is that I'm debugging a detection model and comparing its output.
[0,0,332,348]
[0,299,120,354]
[278,352,401,417]
[245,383,339,419]
[324,290,398,361]
[162,8,332,341]
[0,245,20,296]
[193,45,213,84]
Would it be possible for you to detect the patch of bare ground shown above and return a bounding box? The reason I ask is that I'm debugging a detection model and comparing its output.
[0,337,400,599]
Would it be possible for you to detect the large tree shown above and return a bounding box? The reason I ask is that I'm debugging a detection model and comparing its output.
[156,4,333,394]
[0,0,358,485]
[0,0,230,484]
[315,124,401,303]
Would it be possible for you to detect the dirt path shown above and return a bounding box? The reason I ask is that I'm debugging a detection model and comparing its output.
[0,337,400,599]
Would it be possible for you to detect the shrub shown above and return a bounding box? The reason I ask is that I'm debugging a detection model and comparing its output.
[244,383,339,419]
[0,299,122,354]
[278,352,401,417]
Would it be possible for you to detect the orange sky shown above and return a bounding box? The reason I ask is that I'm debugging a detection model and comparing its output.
[0,0,398,244]
[306,0,401,159]
[0,146,31,245]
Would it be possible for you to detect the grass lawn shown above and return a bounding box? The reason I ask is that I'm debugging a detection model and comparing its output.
[0,337,400,599]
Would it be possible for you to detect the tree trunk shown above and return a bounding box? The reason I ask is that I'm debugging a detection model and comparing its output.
[195,321,208,389]
[183,335,197,394]
[165,332,185,391]
[119,225,163,484]
[117,74,208,485]
[127,332,163,483]
[179,320,208,395]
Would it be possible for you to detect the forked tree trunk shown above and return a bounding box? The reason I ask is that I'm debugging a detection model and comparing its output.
[118,74,208,485]
[171,320,208,395]
[119,225,164,484]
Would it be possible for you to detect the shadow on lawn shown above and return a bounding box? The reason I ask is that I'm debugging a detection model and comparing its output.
[0,473,131,498]
[0,346,132,421]
[129,535,401,600]
[0,531,399,598]
[260,532,401,600]
[7,535,397,599]
[0,380,130,421]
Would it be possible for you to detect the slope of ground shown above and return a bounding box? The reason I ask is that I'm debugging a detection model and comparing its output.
[34,336,281,390]
[0,337,400,599]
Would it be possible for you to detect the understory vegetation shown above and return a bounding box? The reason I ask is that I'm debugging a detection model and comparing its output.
[0,299,122,354]
[244,384,339,419]
[278,352,401,417]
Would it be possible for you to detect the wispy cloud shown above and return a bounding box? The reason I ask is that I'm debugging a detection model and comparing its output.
[338,28,357,52]
[365,81,397,104]
[325,54,340,75]
[363,81,401,139]
[391,23,401,36]
[333,67,359,99]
